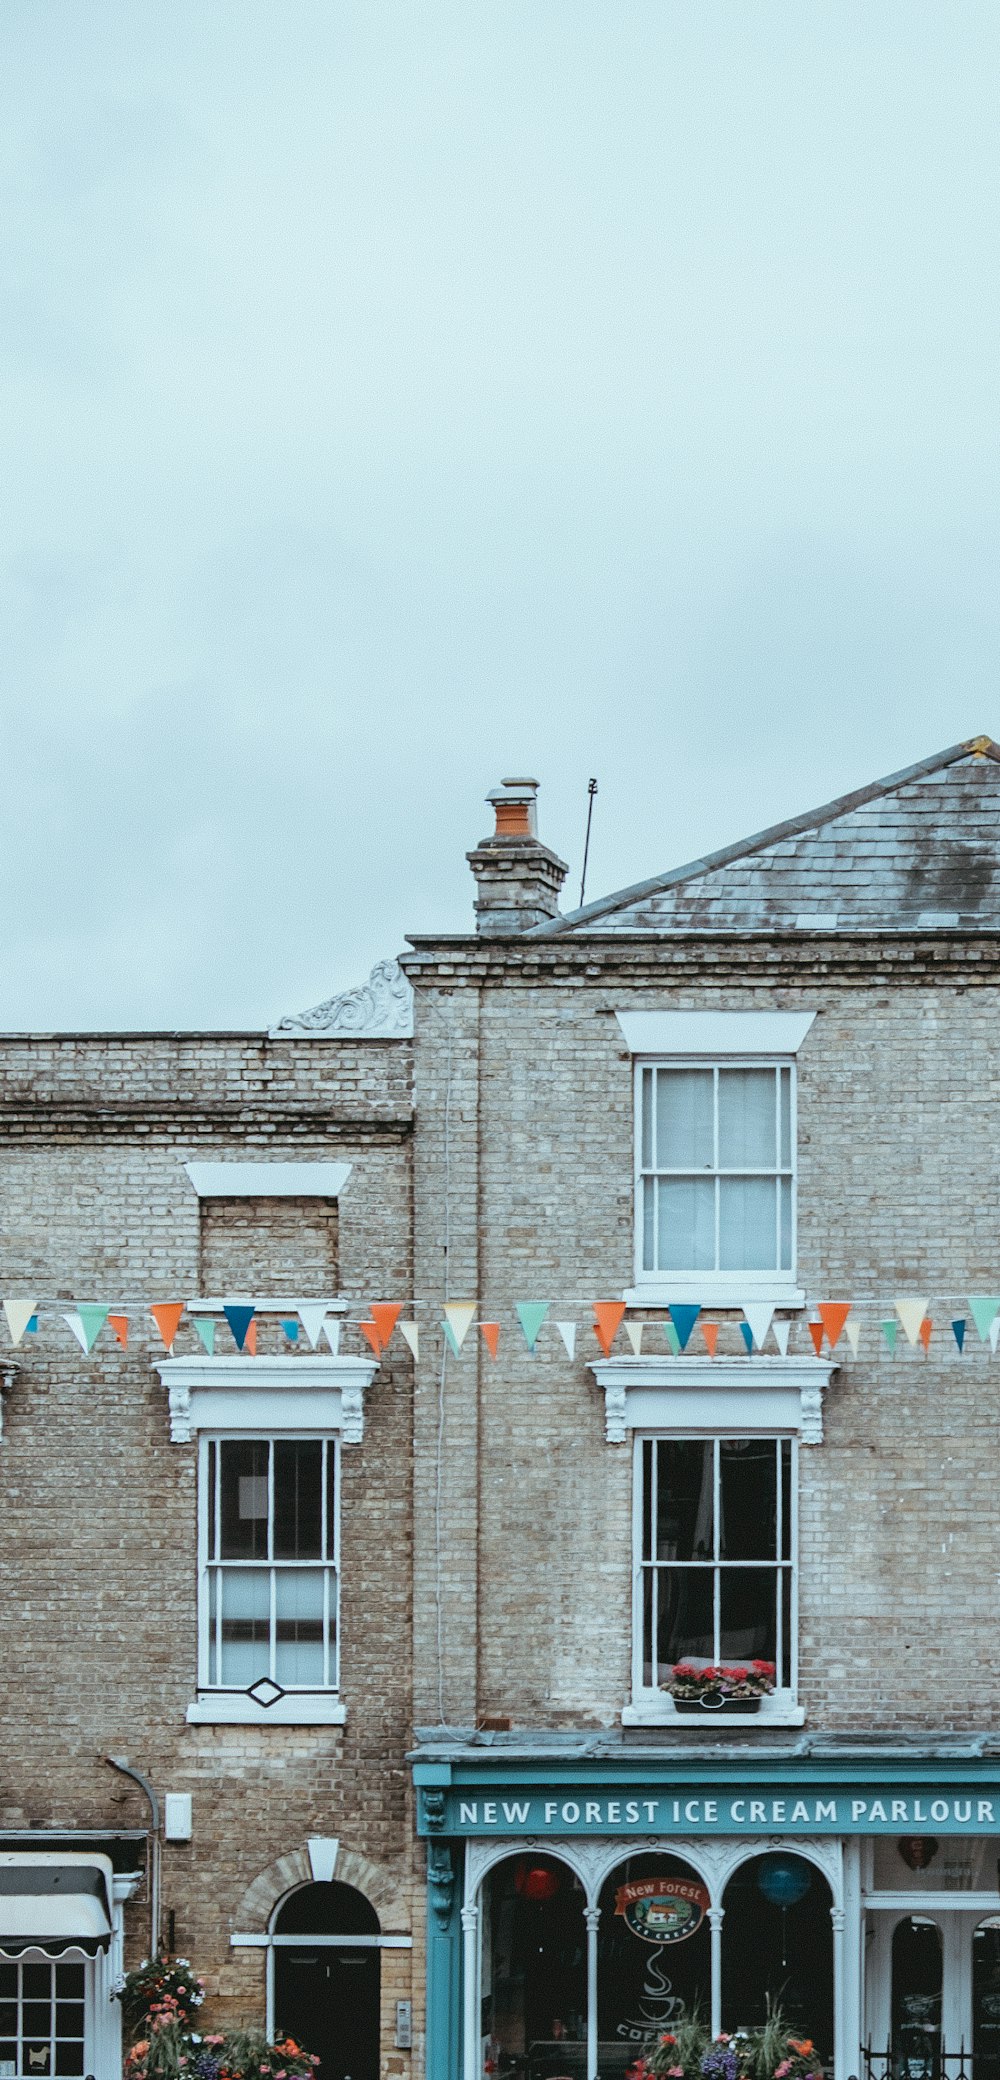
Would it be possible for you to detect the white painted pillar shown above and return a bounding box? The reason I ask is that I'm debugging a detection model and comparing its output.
[585,1906,601,2080]
[841,1836,863,2079]
[462,1903,480,2080]
[832,1907,847,2080]
[708,1907,724,2038]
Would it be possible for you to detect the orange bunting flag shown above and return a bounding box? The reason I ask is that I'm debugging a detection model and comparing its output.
[918,1317,933,1350]
[244,1318,258,1356]
[808,1320,825,1355]
[592,1300,627,1356]
[359,1321,382,1359]
[150,1302,185,1353]
[370,1303,402,1349]
[699,1321,719,1357]
[108,1314,129,1350]
[817,1302,851,1350]
[480,1322,500,1359]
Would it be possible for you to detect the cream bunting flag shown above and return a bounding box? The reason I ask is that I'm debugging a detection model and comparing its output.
[743,1304,774,1351]
[399,1320,419,1360]
[895,1297,928,1346]
[443,1301,476,1351]
[624,1321,643,1356]
[298,1303,329,1350]
[556,1321,577,1359]
[3,1297,37,1347]
[772,1318,791,1357]
[845,1317,862,1356]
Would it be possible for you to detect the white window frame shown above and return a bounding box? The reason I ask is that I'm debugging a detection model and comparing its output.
[629,1056,804,1307]
[625,1428,805,1729]
[192,1431,344,1726]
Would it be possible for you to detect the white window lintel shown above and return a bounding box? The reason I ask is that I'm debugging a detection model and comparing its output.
[590,1354,837,1445]
[156,1354,377,1445]
[182,1161,352,1198]
[615,1010,817,1055]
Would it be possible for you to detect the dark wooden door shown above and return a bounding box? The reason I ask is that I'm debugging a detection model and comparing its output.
[274,1945,380,2080]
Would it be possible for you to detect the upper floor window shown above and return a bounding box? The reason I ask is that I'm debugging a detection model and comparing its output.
[199,1436,339,1698]
[631,1434,798,1723]
[637,1062,795,1278]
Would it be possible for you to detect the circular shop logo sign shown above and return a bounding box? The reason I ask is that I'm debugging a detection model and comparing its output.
[614,1878,710,1944]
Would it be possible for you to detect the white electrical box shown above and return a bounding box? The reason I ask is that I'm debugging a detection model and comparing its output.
[395,2002,412,2050]
[163,1794,193,1841]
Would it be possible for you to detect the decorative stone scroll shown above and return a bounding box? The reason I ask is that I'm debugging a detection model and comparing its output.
[270,959,413,1039]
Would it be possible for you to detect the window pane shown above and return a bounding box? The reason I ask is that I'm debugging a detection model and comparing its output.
[779,1067,792,1168]
[718,1068,776,1168]
[781,1566,792,1688]
[655,1069,713,1168]
[779,1175,793,1269]
[218,1567,271,1684]
[719,1567,778,1662]
[219,1440,269,1559]
[641,1067,653,1168]
[719,1177,777,1270]
[55,1971,83,2002]
[55,2045,85,2076]
[22,1970,49,2001]
[719,1440,778,1560]
[642,1439,653,1562]
[207,1440,217,1560]
[656,1441,713,1560]
[274,1569,325,1685]
[642,1176,655,1271]
[273,1441,323,1559]
[326,1443,337,1562]
[658,1566,715,1664]
[658,1178,716,1271]
[781,1442,792,1562]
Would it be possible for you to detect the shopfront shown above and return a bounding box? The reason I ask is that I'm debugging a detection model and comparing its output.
[413,1751,1000,2080]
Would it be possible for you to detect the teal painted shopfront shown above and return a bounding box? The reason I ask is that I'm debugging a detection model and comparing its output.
[413,1746,1000,2080]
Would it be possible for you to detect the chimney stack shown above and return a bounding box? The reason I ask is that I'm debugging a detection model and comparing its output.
[467,778,569,935]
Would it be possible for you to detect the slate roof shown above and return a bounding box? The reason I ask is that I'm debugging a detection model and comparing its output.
[531,735,1000,936]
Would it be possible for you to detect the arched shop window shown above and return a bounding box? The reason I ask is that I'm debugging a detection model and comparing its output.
[721,1854,833,2058]
[598,1852,711,2056]
[890,1917,941,2080]
[972,1919,1000,2080]
[481,1854,585,2079]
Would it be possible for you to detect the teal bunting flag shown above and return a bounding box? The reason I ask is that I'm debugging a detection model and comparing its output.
[881,1319,898,1352]
[969,1296,1000,1342]
[515,1302,550,1353]
[669,1304,700,1351]
[76,1304,109,1353]
[281,1318,300,1343]
[223,1304,255,1351]
[952,1318,966,1351]
[193,1318,216,1355]
[442,1320,461,1357]
[665,1321,681,1355]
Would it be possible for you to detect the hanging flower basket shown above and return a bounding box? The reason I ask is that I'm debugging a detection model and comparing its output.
[665,1661,776,1712]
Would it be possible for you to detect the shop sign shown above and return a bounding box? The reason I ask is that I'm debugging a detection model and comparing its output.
[421,1786,1000,1836]
[614,1877,709,1944]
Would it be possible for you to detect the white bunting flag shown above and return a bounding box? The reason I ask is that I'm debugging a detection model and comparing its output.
[322,1316,341,1355]
[990,1317,1000,1355]
[3,1297,37,1347]
[399,1320,419,1360]
[743,1303,774,1351]
[62,1312,90,1354]
[624,1321,644,1356]
[556,1321,577,1359]
[845,1317,862,1356]
[895,1296,929,1347]
[772,1318,791,1357]
[298,1303,330,1350]
[443,1301,476,1351]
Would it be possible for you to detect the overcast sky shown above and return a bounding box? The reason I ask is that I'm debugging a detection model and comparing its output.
[2,3,998,1029]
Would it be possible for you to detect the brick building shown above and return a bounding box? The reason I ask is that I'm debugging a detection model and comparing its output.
[5,737,1000,2080]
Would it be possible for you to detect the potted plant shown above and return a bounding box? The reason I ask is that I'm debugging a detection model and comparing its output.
[666,1660,776,1714]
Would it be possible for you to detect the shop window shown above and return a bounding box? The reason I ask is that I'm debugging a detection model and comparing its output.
[891,1918,942,2080]
[973,1918,1000,2080]
[598,1851,711,2057]
[721,1854,832,2058]
[481,1855,585,2080]
[0,1960,87,2079]
[199,1436,339,1694]
[635,1436,796,1700]
[636,1063,795,1283]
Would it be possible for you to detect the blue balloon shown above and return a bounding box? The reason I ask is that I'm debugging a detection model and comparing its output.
[757,1855,811,1908]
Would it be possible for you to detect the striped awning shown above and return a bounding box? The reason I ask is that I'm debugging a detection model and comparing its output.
[0,1854,113,1957]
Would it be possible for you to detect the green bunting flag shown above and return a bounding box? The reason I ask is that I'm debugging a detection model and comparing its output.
[881,1319,898,1352]
[193,1318,216,1355]
[968,1296,1000,1342]
[516,1302,549,1353]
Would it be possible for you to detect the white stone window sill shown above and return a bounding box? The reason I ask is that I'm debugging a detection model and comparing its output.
[186,1693,347,1726]
[623,1694,805,1729]
[624,1280,805,1310]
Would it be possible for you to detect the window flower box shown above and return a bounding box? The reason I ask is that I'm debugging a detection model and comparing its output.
[665,1660,776,1714]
